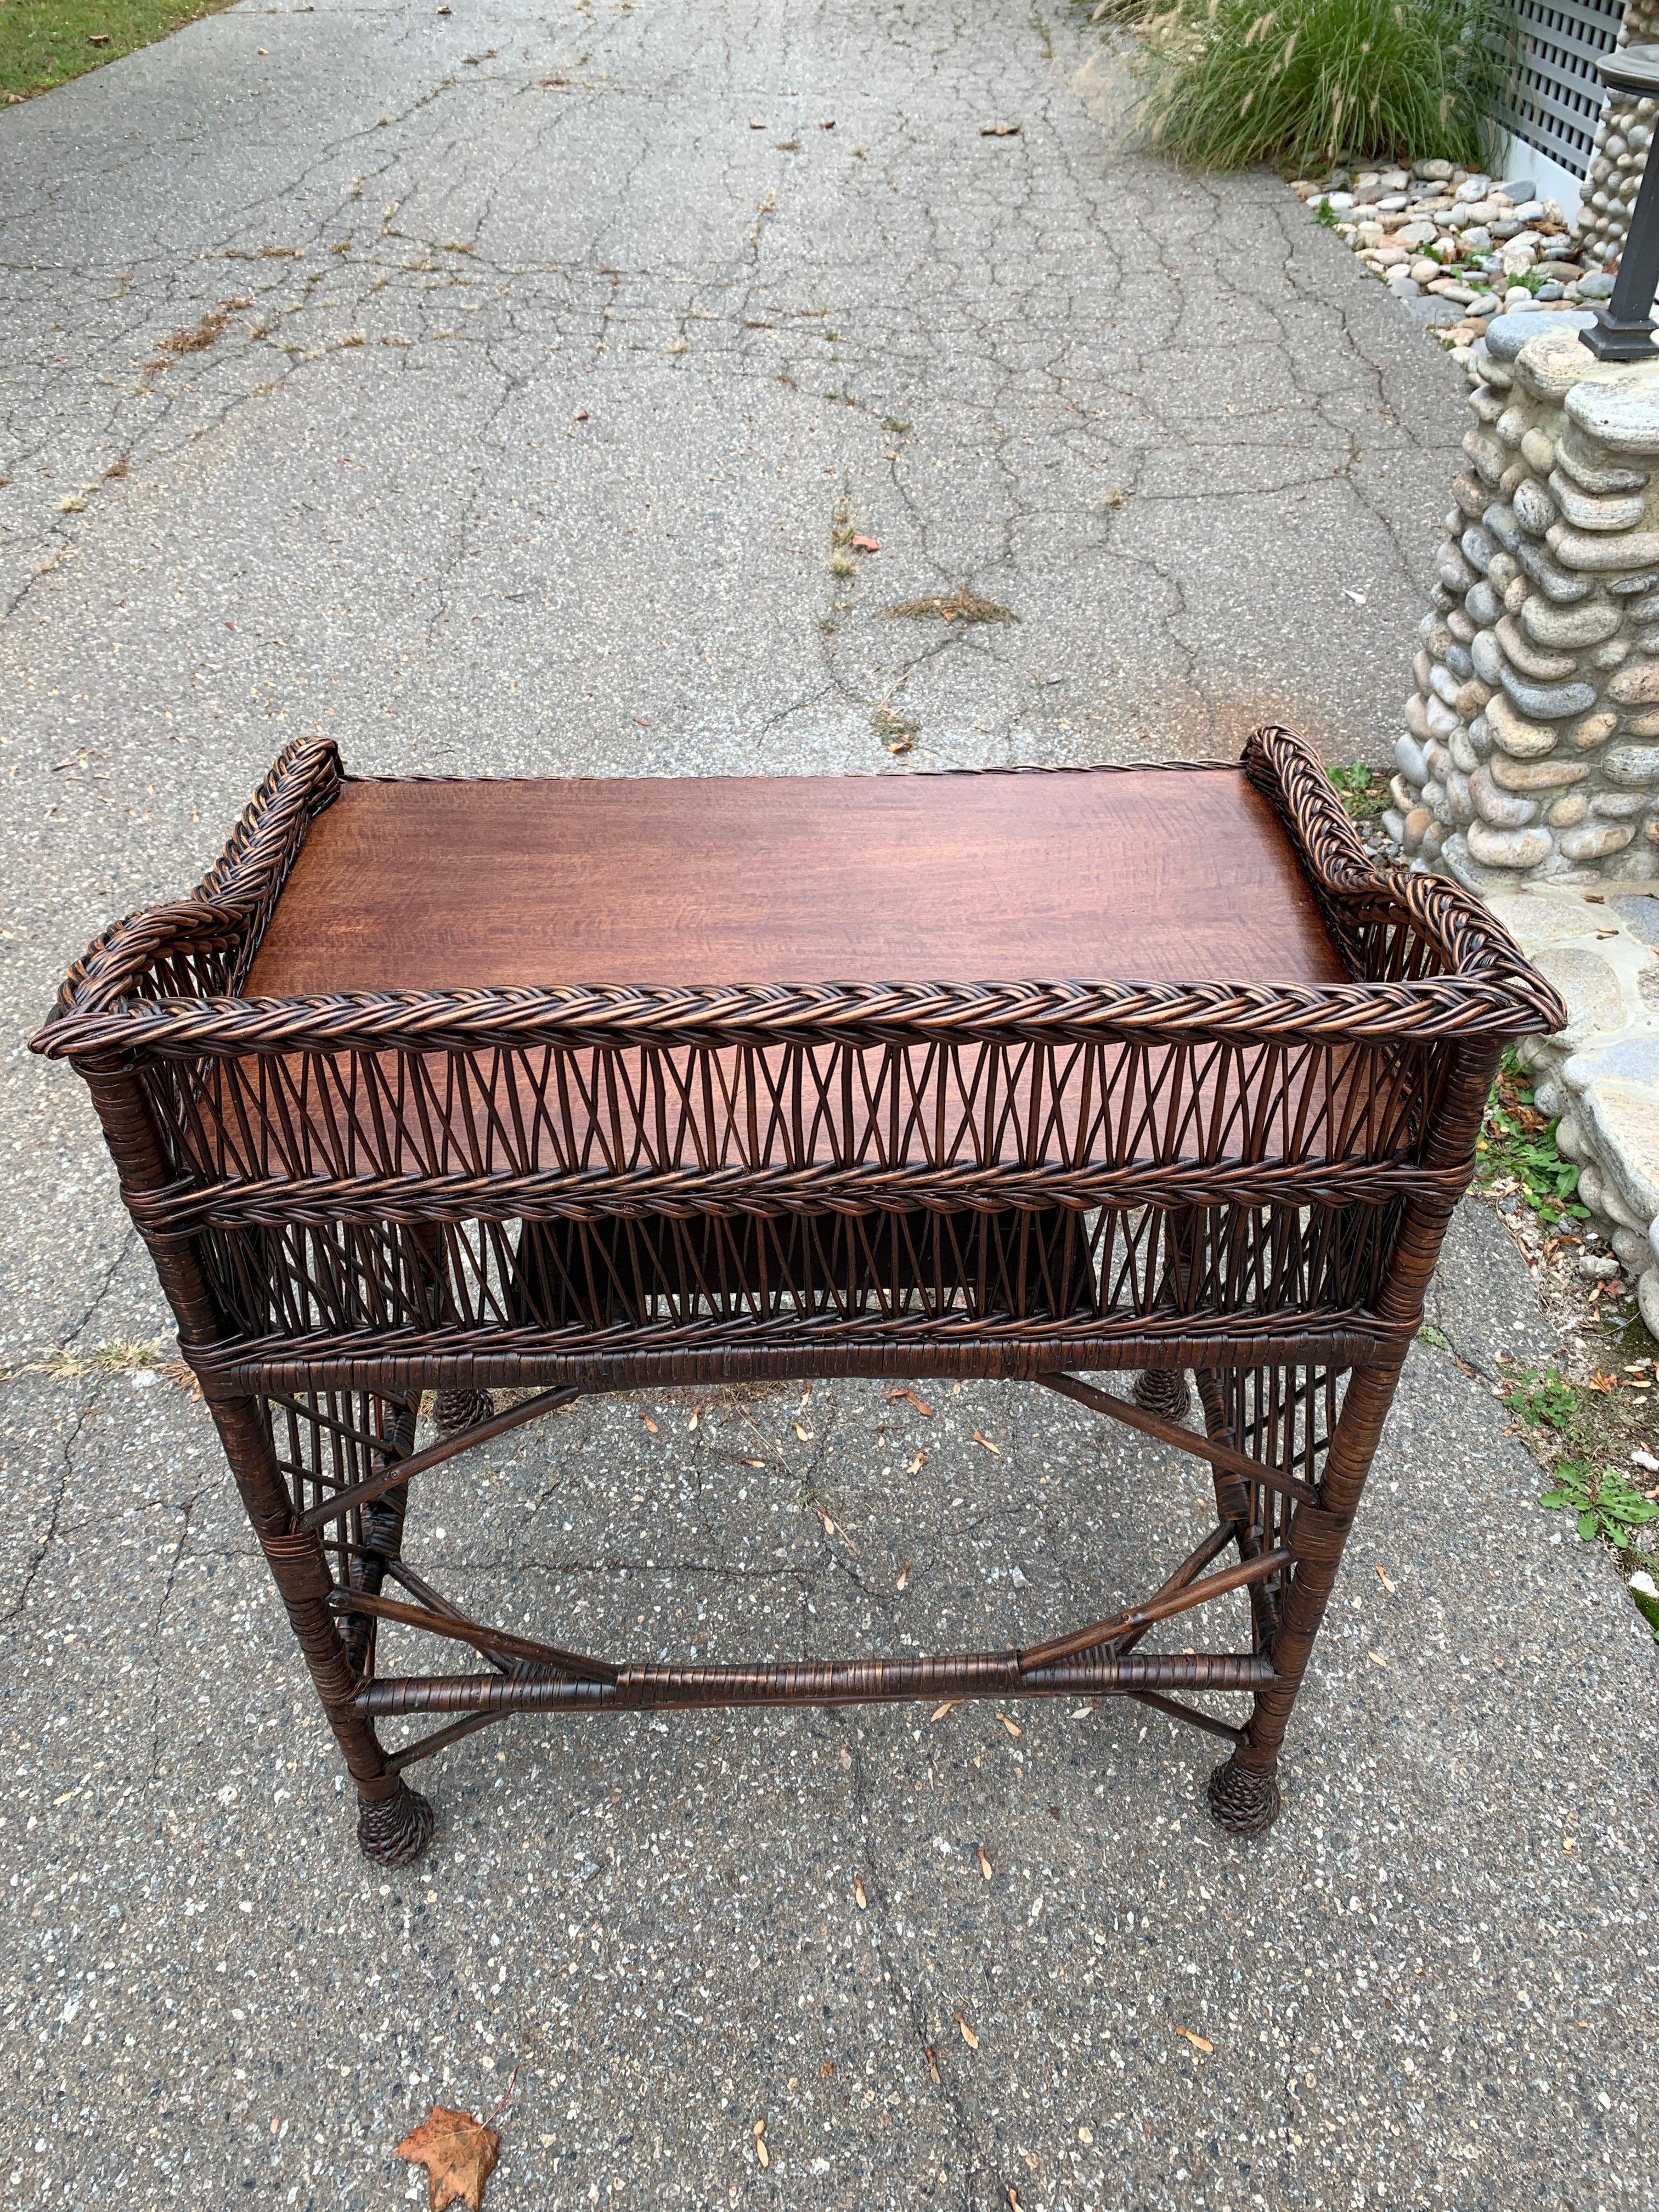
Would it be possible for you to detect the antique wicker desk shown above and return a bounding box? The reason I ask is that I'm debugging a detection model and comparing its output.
[33,727,1561,1866]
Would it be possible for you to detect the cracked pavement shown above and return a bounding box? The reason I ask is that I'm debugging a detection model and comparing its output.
[1,2,1655,2209]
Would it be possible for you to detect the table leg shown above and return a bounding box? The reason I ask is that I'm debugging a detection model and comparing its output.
[1207,1355,1400,1836]
[1132,1205,1198,1419]
[403,1224,495,1433]
[205,1385,435,1866]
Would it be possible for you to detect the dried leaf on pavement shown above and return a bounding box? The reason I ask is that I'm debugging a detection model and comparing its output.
[954,2010,980,2050]
[972,1430,1001,1455]
[1176,2027,1213,2054]
[997,1713,1022,1737]
[904,1450,928,1475]
[885,1387,934,1415]
[854,1875,868,1910]
[752,2118,769,2169]
[394,2107,500,2211]
[896,1560,912,1590]
[977,1846,994,1880]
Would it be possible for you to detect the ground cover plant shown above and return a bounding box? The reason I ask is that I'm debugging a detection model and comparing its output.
[1,0,233,101]
[1127,0,1517,174]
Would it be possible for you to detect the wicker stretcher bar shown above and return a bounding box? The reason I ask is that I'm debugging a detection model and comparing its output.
[32,726,1563,1864]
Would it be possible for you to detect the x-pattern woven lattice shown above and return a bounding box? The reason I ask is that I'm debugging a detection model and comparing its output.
[32,727,1562,1863]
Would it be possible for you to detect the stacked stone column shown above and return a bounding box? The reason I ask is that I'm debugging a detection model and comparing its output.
[1575,0,1659,272]
[1386,311,1659,889]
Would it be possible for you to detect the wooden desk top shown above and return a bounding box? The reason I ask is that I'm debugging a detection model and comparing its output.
[245,767,1347,996]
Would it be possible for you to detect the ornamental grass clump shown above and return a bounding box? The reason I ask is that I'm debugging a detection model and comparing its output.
[1134,0,1516,173]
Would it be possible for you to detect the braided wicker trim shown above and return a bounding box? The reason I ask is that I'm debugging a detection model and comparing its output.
[126,1151,1473,1237]
[30,727,1566,1063]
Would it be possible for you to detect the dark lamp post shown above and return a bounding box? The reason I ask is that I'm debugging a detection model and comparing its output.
[1580,45,1659,360]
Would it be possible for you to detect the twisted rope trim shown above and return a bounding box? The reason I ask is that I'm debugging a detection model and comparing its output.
[31,727,1566,1063]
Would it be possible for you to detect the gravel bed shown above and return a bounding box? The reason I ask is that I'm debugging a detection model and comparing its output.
[1288,159,1609,371]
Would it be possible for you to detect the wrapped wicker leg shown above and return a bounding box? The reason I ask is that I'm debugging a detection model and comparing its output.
[1207,1753,1281,1835]
[1133,1368,1192,1421]
[434,1389,495,1434]
[357,1779,436,1865]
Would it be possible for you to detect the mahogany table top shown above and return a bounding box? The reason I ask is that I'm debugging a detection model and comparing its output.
[245,765,1347,997]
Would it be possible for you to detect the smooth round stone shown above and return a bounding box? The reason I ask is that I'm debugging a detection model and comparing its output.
[1465,578,1503,625]
[1388,275,1421,298]
[1548,793,1589,827]
[1471,629,1504,683]
[1578,273,1617,299]
[1547,471,1647,532]
[1409,257,1441,283]
[1560,821,1635,859]
[1590,790,1646,817]
[1497,666,1598,719]
[1467,820,1553,868]
[1487,752,1587,789]
[1394,733,1429,785]
[1601,744,1659,785]
[1555,437,1651,494]
[1462,227,1493,252]
[1565,370,1659,457]
[1494,613,1577,679]
[1537,283,1565,302]
[1520,594,1620,646]
[1470,766,1538,826]
[1568,710,1619,749]
[1609,661,1659,704]
[1487,693,1560,756]
[1513,477,1556,534]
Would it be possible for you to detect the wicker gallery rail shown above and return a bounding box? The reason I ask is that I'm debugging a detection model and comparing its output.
[31,727,1562,1865]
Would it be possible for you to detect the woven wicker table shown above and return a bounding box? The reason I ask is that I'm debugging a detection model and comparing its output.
[32,727,1561,1866]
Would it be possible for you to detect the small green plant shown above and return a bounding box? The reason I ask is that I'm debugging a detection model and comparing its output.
[1133,0,1518,173]
[1630,1570,1659,1642]
[1503,1369,1582,1435]
[1312,197,1339,228]
[1328,760,1385,821]
[1476,1051,1589,1227]
[1539,1460,1659,1549]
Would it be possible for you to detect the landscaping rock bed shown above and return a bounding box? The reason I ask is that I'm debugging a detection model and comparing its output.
[1289,162,1598,370]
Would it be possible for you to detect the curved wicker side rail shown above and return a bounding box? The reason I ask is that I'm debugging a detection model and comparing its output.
[28,727,1564,1863]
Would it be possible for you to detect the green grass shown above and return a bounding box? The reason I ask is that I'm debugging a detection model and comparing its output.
[1131,0,1517,173]
[1,0,235,101]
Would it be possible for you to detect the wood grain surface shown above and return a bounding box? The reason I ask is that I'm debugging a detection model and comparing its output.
[246,768,1347,996]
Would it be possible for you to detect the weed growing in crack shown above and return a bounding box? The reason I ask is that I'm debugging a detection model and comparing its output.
[872,704,919,753]
[144,304,233,373]
[1538,1459,1659,1550]
[1327,759,1386,822]
[882,587,1018,626]
[1477,1051,1588,1229]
